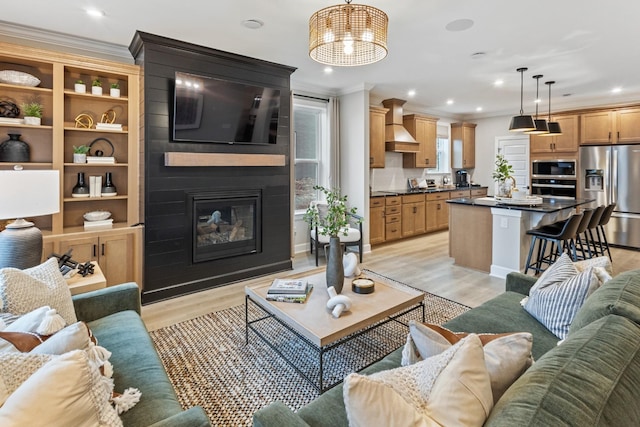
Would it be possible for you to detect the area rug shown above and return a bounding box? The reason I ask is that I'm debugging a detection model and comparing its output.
[149,270,469,426]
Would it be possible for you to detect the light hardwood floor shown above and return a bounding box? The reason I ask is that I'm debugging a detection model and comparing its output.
[142,231,640,331]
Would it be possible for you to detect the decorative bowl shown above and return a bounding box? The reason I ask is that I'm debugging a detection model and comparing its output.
[0,70,41,87]
[83,210,111,221]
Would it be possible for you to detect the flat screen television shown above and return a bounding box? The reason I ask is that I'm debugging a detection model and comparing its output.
[173,71,281,144]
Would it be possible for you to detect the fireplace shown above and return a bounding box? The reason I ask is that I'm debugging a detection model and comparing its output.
[190,190,261,263]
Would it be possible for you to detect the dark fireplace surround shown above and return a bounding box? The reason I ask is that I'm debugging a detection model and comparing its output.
[130,32,296,303]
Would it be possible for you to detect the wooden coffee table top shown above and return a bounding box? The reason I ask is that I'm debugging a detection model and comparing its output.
[245,270,423,347]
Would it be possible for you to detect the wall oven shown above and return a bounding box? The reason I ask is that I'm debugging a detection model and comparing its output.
[531,159,577,198]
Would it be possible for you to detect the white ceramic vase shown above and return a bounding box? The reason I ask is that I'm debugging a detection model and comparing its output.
[92,86,102,96]
[74,83,86,93]
[23,116,41,126]
[110,88,120,98]
[73,153,87,163]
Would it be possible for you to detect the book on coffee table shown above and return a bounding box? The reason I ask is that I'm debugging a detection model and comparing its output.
[267,279,309,295]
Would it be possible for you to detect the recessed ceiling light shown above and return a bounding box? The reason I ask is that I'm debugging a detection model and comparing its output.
[446,99,454,105]
[494,79,504,87]
[241,19,264,29]
[476,107,483,112]
[612,87,622,94]
[86,8,105,18]
[446,19,474,32]
[407,90,416,97]
[324,66,333,74]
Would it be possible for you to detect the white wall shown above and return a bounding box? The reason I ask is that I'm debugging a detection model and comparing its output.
[471,114,517,196]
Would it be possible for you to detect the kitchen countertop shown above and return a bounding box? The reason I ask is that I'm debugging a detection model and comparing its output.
[446,196,595,213]
[371,186,487,198]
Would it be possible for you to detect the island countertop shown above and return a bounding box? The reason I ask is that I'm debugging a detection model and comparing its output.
[446,196,595,214]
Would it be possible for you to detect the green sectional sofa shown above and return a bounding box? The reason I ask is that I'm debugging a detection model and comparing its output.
[72,283,211,427]
[253,269,640,427]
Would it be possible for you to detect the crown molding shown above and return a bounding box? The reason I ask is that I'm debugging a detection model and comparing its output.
[0,20,133,63]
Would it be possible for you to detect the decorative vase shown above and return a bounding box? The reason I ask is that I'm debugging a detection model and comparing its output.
[72,172,90,198]
[497,177,515,198]
[92,86,102,96]
[110,88,120,98]
[73,153,87,163]
[74,83,86,93]
[24,116,41,126]
[0,133,29,162]
[326,236,344,294]
[101,172,117,196]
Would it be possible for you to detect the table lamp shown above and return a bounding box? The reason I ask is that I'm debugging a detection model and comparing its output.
[0,168,60,269]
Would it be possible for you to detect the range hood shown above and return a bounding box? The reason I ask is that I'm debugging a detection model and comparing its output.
[382,98,419,153]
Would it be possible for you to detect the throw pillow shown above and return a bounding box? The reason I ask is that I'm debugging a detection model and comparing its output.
[524,267,600,339]
[0,258,77,325]
[0,352,53,405]
[344,334,493,427]
[0,306,68,353]
[401,322,533,403]
[528,253,578,295]
[0,350,122,427]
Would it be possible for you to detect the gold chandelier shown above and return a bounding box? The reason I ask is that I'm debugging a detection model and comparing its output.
[309,0,388,67]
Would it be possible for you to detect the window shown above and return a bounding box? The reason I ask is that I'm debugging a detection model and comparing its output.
[430,137,451,173]
[293,95,330,212]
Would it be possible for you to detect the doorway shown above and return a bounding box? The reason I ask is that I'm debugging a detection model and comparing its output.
[495,135,530,194]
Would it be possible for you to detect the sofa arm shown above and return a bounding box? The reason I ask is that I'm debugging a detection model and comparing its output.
[72,282,141,322]
[505,272,537,296]
[253,402,310,427]
[147,407,211,427]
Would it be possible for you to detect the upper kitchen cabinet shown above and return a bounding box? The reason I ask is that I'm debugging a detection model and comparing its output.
[369,106,388,168]
[451,122,476,169]
[581,107,640,145]
[530,115,579,153]
[402,114,438,168]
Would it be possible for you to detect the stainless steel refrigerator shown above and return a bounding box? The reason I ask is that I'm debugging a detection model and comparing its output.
[580,145,640,249]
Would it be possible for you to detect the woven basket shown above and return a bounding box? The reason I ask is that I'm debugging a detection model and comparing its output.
[0,70,41,87]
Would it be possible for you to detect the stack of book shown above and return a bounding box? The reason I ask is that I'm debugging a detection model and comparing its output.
[84,218,113,230]
[266,279,313,303]
[95,123,122,131]
[87,156,115,164]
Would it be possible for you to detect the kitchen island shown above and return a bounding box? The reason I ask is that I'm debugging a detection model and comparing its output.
[447,196,594,278]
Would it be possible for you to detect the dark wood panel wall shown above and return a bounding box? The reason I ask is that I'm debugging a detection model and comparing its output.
[129,32,296,303]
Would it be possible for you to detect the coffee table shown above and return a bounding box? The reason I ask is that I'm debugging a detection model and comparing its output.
[245,269,424,392]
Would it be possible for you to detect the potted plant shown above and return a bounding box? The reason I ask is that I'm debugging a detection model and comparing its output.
[21,102,43,126]
[110,82,120,98]
[73,144,90,163]
[74,79,86,93]
[492,154,516,197]
[304,185,361,293]
[92,79,102,95]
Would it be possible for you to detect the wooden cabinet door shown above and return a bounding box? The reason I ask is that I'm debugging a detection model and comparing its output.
[369,205,385,245]
[581,111,614,145]
[401,202,426,237]
[436,201,449,229]
[552,115,579,152]
[369,107,387,168]
[529,134,553,153]
[59,236,99,262]
[426,201,437,232]
[402,115,438,168]
[451,123,476,169]
[100,233,133,287]
[462,126,475,168]
[616,108,640,143]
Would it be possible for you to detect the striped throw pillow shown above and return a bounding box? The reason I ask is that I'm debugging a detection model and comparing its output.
[524,267,600,339]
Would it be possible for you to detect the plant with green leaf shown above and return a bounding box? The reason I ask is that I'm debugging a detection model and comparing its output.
[21,102,43,118]
[73,145,90,154]
[110,82,119,89]
[303,185,361,237]
[92,79,102,87]
[492,154,514,182]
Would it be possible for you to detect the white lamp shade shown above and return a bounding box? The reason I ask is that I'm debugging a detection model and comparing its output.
[0,170,60,220]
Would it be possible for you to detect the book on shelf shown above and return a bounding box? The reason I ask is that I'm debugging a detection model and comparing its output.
[89,175,102,197]
[87,156,115,164]
[84,218,113,230]
[267,278,309,295]
[95,123,122,130]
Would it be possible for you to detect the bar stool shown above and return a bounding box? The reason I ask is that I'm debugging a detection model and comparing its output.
[596,203,616,262]
[524,213,584,275]
[544,209,595,260]
[585,205,606,257]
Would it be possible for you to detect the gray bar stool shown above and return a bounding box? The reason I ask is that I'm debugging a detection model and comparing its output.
[524,213,584,275]
[585,205,606,257]
[596,203,616,262]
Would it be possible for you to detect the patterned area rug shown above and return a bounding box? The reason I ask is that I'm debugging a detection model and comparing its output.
[149,270,469,426]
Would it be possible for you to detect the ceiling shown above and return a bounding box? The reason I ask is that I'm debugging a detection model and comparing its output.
[3,0,640,120]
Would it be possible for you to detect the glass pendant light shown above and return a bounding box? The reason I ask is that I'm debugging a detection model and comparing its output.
[543,81,563,135]
[509,67,536,132]
[525,75,549,134]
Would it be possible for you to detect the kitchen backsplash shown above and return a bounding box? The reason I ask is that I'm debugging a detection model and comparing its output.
[370,152,453,191]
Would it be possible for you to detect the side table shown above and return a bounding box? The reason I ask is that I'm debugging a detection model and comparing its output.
[65,262,107,295]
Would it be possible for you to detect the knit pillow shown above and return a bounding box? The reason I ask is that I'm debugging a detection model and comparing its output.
[401,322,533,403]
[344,334,493,427]
[0,258,76,325]
[0,352,53,405]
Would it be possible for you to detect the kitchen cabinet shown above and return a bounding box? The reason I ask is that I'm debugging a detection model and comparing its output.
[369,106,388,168]
[581,107,640,145]
[426,192,449,232]
[384,196,402,241]
[369,197,386,245]
[530,115,579,153]
[451,122,476,169]
[401,194,426,237]
[471,188,488,198]
[402,114,438,168]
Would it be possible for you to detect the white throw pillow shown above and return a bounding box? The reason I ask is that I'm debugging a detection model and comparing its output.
[401,322,533,403]
[524,267,600,339]
[0,350,122,427]
[0,352,53,405]
[0,258,77,325]
[344,334,493,427]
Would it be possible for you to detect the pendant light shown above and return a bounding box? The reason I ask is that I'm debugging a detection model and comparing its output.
[509,67,536,132]
[543,81,563,135]
[525,75,549,134]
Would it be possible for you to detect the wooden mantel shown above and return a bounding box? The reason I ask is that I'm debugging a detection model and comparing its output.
[164,152,286,167]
